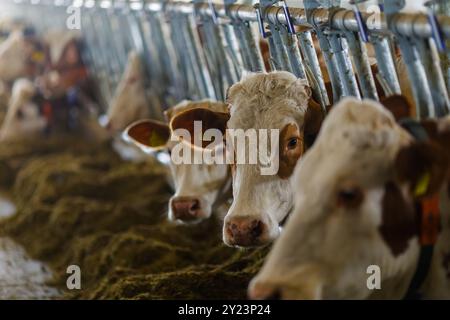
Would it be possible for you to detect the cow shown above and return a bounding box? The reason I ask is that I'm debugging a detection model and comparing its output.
[102,51,155,133]
[248,97,450,299]
[0,78,45,142]
[124,100,232,223]
[100,51,165,161]
[0,28,107,143]
[174,71,324,247]
[0,28,94,100]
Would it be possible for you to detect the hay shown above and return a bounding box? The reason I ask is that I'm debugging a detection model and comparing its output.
[0,137,267,299]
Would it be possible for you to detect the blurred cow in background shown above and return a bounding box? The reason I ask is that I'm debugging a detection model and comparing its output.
[0,78,45,142]
[99,51,164,161]
[0,27,105,142]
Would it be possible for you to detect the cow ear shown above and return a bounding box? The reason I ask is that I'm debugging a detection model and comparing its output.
[381,95,414,121]
[394,140,448,198]
[304,98,324,149]
[170,108,230,149]
[123,119,170,152]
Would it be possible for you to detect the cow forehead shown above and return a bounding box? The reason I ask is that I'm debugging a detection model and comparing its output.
[293,98,412,195]
[228,99,306,130]
[315,98,411,151]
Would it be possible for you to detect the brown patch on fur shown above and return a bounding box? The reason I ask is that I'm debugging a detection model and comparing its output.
[380,181,418,256]
[421,119,450,196]
[304,98,324,149]
[170,108,230,149]
[278,123,303,179]
[395,141,448,198]
[381,95,414,121]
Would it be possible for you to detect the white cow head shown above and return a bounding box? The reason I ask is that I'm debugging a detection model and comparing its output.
[191,72,322,247]
[124,100,231,223]
[103,51,150,133]
[0,78,46,142]
[249,97,450,299]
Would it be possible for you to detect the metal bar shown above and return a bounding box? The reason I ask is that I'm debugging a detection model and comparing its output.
[370,35,401,95]
[183,13,215,99]
[142,2,450,40]
[240,21,265,72]
[232,22,253,71]
[327,31,361,98]
[278,24,306,79]
[221,24,242,80]
[344,30,378,100]
[297,30,330,109]
[416,38,450,116]
[397,35,436,118]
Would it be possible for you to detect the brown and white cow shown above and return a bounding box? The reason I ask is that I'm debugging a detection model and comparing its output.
[178,71,324,247]
[124,100,232,223]
[249,97,450,299]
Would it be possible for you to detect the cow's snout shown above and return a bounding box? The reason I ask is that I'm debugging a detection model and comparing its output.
[248,281,281,300]
[224,217,268,247]
[170,196,204,222]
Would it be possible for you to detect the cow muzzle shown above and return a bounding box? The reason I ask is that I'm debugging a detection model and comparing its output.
[170,196,208,223]
[223,216,274,247]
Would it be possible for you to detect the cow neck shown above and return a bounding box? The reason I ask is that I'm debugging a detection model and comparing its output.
[401,119,442,300]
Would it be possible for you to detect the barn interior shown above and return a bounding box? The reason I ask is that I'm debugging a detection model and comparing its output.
[0,0,449,300]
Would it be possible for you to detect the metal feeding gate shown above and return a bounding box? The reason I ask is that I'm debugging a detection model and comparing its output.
[5,0,450,119]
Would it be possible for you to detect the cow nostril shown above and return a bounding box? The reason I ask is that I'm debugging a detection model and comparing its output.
[189,199,200,213]
[265,289,282,300]
[249,220,263,239]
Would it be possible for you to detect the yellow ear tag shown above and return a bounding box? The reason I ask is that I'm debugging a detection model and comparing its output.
[31,51,45,63]
[149,131,166,148]
[414,172,430,197]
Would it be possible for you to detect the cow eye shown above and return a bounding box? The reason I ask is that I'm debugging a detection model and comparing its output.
[337,185,364,208]
[287,137,298,150]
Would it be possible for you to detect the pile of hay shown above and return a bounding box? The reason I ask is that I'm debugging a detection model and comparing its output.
[0,137,268,299]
